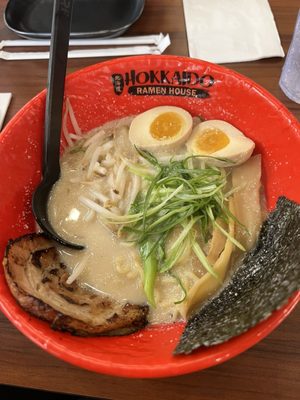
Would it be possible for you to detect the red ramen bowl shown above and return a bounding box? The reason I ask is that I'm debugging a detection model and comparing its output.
[0,55,299,378]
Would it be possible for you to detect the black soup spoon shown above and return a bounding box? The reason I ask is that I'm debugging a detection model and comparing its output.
[32,0,84,250]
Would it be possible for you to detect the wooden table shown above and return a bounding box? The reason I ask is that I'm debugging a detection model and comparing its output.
[0,1,299,399]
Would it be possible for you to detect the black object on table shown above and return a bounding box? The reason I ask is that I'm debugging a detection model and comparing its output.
[4,0,145,39]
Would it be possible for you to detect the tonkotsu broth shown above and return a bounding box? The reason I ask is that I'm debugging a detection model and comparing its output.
[47,112,261,325]
[48,163,146,304]
[47,119,195,324]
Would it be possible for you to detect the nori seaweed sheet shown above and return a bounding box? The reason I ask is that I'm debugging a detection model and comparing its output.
[174,196,300,355]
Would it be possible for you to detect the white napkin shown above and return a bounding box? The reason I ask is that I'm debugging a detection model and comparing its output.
[0,93,12,131]
[183,0,284,63]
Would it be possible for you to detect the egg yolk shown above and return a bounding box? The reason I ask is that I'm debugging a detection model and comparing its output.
[150,112,183,140]
[195,129,230,154]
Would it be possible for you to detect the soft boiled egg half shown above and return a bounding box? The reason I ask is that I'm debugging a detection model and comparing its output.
[129,106,193,152]
[186,120,255,166]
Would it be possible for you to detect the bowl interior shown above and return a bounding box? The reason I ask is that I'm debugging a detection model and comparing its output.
[0,55,299,378]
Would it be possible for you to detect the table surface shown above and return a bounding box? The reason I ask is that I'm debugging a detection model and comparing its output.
[0,0,299,399]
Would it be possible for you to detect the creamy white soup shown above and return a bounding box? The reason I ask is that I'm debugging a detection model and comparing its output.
[48,108,262,324]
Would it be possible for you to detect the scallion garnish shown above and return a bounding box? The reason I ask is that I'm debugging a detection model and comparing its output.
[109,149,244,305]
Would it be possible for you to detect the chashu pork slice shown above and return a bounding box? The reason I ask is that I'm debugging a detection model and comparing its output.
[3,233,149,336]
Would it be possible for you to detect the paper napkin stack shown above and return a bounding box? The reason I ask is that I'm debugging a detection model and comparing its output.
[183,0,284,63]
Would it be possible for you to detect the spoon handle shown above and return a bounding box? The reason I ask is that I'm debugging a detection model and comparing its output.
[43,0,73,180]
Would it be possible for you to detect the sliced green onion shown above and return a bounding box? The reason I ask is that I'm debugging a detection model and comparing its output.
[168,272,187,305]
[106,148,245,304]
[139,241,158,307]
[191,240,220,281]
[213,220,246,251]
